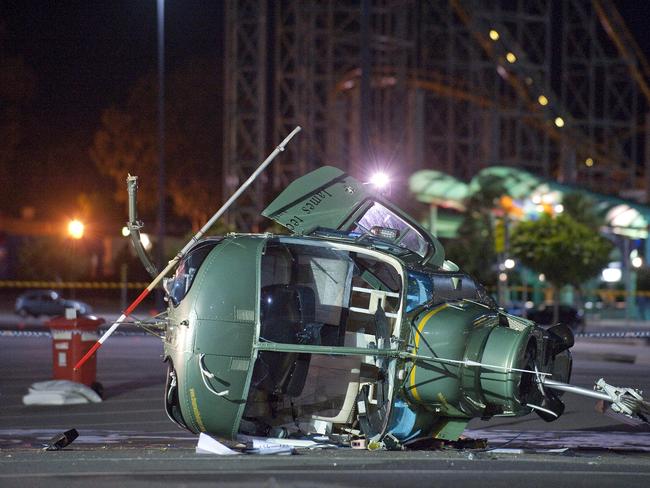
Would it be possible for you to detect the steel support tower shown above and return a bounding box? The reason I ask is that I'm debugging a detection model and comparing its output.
[223,0,269,231]
[224,0,646,230]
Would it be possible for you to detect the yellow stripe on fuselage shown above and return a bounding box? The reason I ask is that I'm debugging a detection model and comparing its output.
[408,304,448,402]
[189,388,207,432]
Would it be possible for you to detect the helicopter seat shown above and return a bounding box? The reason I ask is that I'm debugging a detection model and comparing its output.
[256,284,319,397]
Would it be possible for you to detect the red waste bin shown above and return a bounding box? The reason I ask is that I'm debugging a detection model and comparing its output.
[47,313,105,387]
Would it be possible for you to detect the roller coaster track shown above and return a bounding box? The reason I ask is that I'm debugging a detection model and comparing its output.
[593,0,650,105]
[450,0,642,177]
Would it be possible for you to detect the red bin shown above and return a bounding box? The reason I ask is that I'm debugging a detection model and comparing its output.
[47,313,105,387]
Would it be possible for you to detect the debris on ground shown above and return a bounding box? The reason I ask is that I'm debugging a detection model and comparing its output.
[195,433,240,455]
[43,429,79,451]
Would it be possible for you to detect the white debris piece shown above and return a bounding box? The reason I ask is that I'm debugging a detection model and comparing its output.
[22,380,102,405]
[196,433,240,455]
[237,434,319,449]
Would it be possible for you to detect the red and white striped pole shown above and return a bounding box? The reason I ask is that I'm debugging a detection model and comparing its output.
[74,126,302,370]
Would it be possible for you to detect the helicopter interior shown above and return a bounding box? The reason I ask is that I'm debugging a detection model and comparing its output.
[241,240,404,436]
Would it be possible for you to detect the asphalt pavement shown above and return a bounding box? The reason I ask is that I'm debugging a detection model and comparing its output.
[1,313,650,487]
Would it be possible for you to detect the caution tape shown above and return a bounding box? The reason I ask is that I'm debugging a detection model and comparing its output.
[0,281,150,289]
[575,330,650,339]
[0,329,152,338]
[0,330,52,338]
[507,285,650,298]
[3,328,647,339]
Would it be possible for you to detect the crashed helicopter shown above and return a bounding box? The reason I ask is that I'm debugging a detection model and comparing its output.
[76,127,649,447]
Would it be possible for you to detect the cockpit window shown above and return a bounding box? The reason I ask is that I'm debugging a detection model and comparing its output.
[350,202,429,257]
[405,268,497,312]
[406,270,434,312]
[168,241,219,306]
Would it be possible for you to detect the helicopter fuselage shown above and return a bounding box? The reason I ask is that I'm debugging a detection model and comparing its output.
[162,232,571,442]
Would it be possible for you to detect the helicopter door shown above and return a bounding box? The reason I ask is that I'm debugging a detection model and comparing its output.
[262,166,372,235]
[262,166,444,267]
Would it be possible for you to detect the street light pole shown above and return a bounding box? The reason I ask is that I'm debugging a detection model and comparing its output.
[156,0,165,310]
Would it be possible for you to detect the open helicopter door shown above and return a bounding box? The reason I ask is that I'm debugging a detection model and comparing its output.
[262,166,445,267]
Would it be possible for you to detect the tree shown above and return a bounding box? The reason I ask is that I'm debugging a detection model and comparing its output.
[443,174,508,286]
[510,213,613,323]
[90,58,222,232]
[17,237,90,281]
[90,77,163,215]
[561,192,602,231]
[0,48,36,215]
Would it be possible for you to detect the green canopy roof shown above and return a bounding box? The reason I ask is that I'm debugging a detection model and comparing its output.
[408,170,469,210]
[411,166,650,239]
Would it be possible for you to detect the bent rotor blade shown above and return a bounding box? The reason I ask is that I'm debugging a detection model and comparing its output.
[74,126,302,371]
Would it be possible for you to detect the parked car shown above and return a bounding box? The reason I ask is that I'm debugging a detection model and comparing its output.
[525,304,586,332]
[14,290,93,318]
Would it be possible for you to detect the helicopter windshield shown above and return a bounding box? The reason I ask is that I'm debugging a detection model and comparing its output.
[242,240,403,435]
[168,240,220,306]
[349,202,429,257]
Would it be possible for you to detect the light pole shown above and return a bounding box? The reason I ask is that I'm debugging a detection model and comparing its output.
[156,0,166,310]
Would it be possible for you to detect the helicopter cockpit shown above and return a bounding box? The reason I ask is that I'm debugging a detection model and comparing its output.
[242,239,404,436]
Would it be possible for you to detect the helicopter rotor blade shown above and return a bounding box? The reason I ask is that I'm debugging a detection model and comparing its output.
[73,126,302,371]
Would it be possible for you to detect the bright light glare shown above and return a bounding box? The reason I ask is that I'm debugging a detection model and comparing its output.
[498,272,508,282]
[632,256,643,268]
[123,226,152,250]
[140,233,152,251]
[506,52,517,63]
[538,273,546,282]
[554,117,565,128]
[68,219,84,239]
[538,95,549,106]
[602,267,622,283]
[489,29,500,41]
[369,172,391,189]
[554,204,564,214]
[504,258,516,269]
[585,157,594,167]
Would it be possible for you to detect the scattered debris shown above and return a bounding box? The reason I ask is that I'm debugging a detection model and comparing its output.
[195,433,239,455]
[43,429,78,451]
[244,444,295,456]
[351,439,367,449]
[403,436,488,451]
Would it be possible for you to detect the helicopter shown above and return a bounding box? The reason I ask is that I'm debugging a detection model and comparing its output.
[76,128,649,447]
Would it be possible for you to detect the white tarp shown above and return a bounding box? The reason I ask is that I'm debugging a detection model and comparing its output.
[22,380,102,405]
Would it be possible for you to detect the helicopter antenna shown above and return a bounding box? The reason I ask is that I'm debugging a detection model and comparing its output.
[74,126,302,371]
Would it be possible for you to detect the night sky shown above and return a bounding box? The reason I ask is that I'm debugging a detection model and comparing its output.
[1,0,223,221]
[2,0,222,124]
[1,1,650,223]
